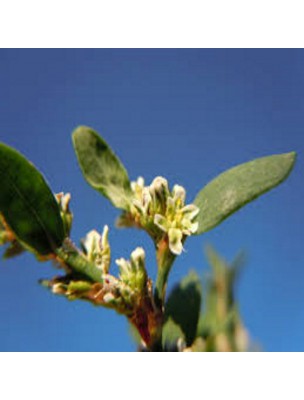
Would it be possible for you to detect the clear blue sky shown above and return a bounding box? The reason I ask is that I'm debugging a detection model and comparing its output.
[0,49,303,351]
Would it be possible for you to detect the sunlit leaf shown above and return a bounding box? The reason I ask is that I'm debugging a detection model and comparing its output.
[194,152,296,234]
[72,126,132,210]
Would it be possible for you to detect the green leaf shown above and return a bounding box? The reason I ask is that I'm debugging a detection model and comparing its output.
[165,271,202,346]
[194,152,296,235]
[0,142,65,255]
[162,317,186,351]
[72,126,132,210]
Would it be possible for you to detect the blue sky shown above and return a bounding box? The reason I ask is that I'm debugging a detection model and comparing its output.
[0,49,303,351]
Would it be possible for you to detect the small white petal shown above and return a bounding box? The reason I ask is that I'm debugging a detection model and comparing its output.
[115,258,130,274]
[56,192,71,212]
[101,225,109,248]
[181,204,200,220]
[189,221,199,233]
[181,218,199,234]
[131,177,145,198]
[150,176,169,194]
[131,247,145,263]
[131,176,145,191]
[61,193,71,212]
[52,283,65,294]
[154,214,169,232]
[82,230,102,257]
[168,228,183,255]
[142,188,152,212]
[137,176,145,187]
[172,185,186,203]
[182,228,192,236]
[103,293,115,303]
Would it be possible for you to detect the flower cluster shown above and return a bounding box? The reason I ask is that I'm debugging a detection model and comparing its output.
[50,227,149,313]
[117,177,200,255]
[116,247,147,293]
[81,225,111,274]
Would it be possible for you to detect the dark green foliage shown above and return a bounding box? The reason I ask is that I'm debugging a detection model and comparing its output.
[162,318,186,351]
[0,143,65,255]
[164,271,202,346]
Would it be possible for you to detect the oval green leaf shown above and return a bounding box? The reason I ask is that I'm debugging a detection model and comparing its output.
[72,126,132,210]
[0,143,65,255]
[165,271,202,346]
[194,152,296,235]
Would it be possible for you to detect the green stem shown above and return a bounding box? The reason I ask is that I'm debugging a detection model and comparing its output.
[55,239,103,283]
[154,239,176,311]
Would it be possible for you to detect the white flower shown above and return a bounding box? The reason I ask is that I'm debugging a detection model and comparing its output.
[131,247,145,266]
[129,177,153,216]
[149,176,169,206]
[168,228,183,255]
[131,176,145,193]
[55,192,71,213]
[153,185,200,255]
[172,185,186,203]
[55,192,73,234]
[118,176,200,256]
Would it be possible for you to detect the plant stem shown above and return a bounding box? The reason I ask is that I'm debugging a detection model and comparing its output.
[55,239,104,283]
[154,238,176,311]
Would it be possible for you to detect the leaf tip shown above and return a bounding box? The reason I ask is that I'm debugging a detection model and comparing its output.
[72,125,91,143]
[280,150,297,179]
[286,150,297,165]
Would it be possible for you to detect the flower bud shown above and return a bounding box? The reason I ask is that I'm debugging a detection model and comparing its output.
[82,225,111,274]
[130,247,146,273]
[149,176,169,212]
[100,225,111,273]
[116,257,130,277]
[172,185,186,204]
[103,292,115,304]
[55,192,73,235]
[52,283,66,295]
[131,187,152,216]
[131,176,145,193]
[116,247,147,292]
